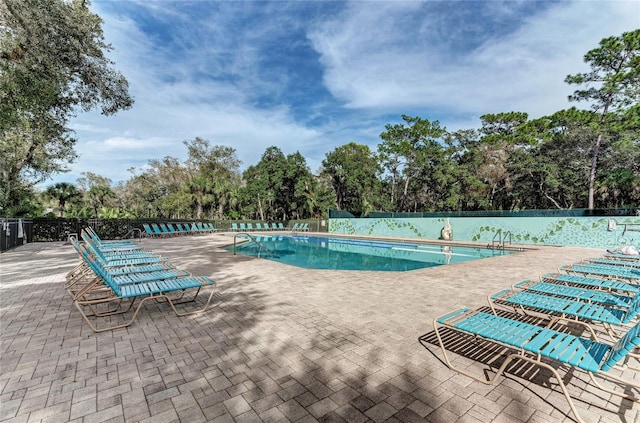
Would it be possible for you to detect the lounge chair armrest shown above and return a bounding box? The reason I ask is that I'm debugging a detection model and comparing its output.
[196,276,216,287]
[436,307,470,324]
[490,288,512,301]
[513,279,532,289]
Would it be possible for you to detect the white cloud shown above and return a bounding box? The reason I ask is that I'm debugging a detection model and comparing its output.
[309,0,640,120]
[99,136,170,150]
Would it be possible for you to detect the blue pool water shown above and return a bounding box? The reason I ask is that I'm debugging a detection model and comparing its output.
[228,235,516,271]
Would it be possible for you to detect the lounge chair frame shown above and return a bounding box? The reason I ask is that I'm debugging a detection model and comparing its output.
[74,276,215,333]
[433,308,640,423]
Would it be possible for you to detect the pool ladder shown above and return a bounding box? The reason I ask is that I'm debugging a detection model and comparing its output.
[490,230,512,250]
[233,232,276,257]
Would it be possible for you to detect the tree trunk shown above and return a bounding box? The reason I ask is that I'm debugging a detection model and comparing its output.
[258,196,264,221]
[588,94,612,210]
[587,132,602,210]
[401,177,411,211]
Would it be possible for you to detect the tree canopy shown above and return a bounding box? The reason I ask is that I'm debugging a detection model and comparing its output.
[0,0,133,212]
[565,29,640,209]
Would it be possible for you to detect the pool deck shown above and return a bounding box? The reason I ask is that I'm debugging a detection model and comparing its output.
[1,232,638,422]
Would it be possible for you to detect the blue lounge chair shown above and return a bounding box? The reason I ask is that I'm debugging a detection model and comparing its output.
[247,223,254,231]
[271,223,278,230]
[239,223,247,231]
[514,279,634,309]
[81,228,142,252]
[74,266,215,332]
[231,223,239,232]
[278,223,285,230]
[562,263,640,281]
[432,307,640,423]
[67,235,170,299]
[583,257,640,269]
[72,241,216,333]
[255,223,263,231]
[159,223,175,236]
[604,252,640,263]
[290,223,299,231]
[299,223,309,232]
[172,223,187,235]
[489,287,640,328]
[80,237,162,265]
[177,223,190,234]
[542,272,640,296]
[150,223,167,237]
[80,230,145,255]
[167,223,177,235]
[142,223,156,237]
[84,227,139,247]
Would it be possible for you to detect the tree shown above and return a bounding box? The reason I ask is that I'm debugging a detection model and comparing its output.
[241,146,288,221]
[475,112,534,210]
[74,172,115,217]
[186,175,213,220]
[183,138,242,219]
[43,182,80,217]
[443,129,489,211]
[321,142,379,214]
[565,29,640,209]
[378,115,446,211]
[302,175,335,219]
[595,108,640,207]
[0,0,133,212]
[281,152,314,220]
[509,109,595,209]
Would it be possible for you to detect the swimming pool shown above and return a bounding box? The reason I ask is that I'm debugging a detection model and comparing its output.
[228,235,516,271]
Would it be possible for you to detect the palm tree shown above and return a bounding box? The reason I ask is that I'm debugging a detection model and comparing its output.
[44,182,80,217]
[186,176,214,219]
[88,185,115,217]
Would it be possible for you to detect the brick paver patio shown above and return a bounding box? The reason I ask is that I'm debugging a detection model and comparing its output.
[1,233,638,422]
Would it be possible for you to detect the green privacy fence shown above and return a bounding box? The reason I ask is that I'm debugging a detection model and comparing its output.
[328,209,640,249]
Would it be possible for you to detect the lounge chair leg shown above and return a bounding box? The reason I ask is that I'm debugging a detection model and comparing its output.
[433,318,518,386]
[165,284,216,317]
[75,294,169,333]
[588,372,640,402]
[433,317,587,423]
[516,354,586,423]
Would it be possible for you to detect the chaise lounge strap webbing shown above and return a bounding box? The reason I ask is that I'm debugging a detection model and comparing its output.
[105,264,172,275]
[110,269,189,285]
[501,291,627,325]
[524,330,610,372]
[454,312,610,373]
[588,258,640,268]
[100,255,162,266]
[603,323,640,371]
[546,273,640,295]
[521,282,632,307]
[116,277,205,298]
[454,312,544,348]
[564,264,640,280]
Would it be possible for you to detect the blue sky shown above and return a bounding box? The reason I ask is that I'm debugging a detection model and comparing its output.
[52,0,639,187]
